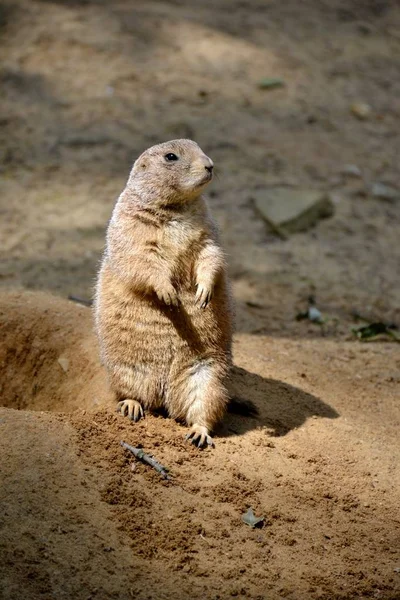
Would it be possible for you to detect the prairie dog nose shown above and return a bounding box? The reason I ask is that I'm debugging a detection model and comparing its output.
[201,155,214,173]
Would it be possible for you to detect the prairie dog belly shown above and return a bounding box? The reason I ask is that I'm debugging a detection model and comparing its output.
[96,262,230,366]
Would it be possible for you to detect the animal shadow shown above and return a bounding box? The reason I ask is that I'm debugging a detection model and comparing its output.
[219,365,339,438]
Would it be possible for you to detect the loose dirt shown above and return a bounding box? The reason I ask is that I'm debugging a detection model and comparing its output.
[1,1,400,599]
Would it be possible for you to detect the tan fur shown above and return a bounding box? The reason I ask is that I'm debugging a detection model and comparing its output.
[94,139,233,447]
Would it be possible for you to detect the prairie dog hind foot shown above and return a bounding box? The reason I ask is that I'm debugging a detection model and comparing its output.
[185,424,214,448]
[117,399,144,422]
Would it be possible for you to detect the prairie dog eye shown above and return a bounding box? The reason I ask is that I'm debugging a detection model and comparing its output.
[165,153,179,162]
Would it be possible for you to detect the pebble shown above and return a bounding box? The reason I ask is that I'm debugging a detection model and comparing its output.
[341,164,362,178]
[350,102,372,120]
[258,77,285,90]
[308,307,323,323]
[57,357,70,373]
[370,182,399,202]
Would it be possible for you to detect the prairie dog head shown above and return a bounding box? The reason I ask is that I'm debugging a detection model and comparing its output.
[128,139,214,206]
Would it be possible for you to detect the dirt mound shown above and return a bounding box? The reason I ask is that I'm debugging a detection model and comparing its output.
[0,290,112,413]
[0,290,338,433]
[1,290,399,599]
[0,409,139,600]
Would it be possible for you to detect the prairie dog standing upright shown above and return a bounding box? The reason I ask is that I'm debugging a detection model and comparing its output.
[94,139,233,447]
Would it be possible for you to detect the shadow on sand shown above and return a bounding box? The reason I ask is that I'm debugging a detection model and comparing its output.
[219,365,339,438]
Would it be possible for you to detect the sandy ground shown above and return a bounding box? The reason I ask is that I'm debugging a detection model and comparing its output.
[1,1,400,599]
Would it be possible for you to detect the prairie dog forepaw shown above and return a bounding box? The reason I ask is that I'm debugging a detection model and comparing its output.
[155,282,179,307]
[117,399,144,422]
[195,283,213,309]
[185,425,214,448]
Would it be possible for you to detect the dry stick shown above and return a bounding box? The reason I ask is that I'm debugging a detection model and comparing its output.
[68,295,93,307]
[120,441,171,480]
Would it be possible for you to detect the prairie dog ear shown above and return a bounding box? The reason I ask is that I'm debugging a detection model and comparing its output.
[134,157,148,170]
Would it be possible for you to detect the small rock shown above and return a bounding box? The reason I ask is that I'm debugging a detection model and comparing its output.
[308,306,323,323]
[370,182,399,202]
[242,507,265,528]
[57,357,69,373]
[341,164,362,178]
[296,305,324,324]
[252,187,334,235]
[350,102,372,120]
[258,77,285,90]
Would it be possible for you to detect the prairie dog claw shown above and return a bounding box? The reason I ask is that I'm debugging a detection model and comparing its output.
[195,284,213,309]
[117,399,144,422]
[155,283,179,306]
[185,425,214,448]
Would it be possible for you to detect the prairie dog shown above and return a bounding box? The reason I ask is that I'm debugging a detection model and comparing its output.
[94,139,233,447]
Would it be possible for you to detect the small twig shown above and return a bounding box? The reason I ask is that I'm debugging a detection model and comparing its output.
[68,295,93,307]
[199,533,211,544]
[120,441,171,480]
